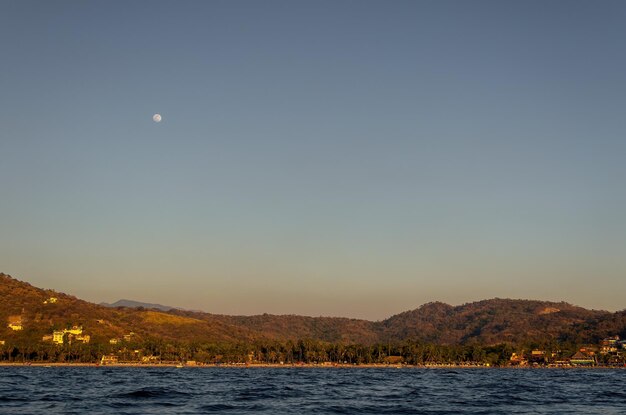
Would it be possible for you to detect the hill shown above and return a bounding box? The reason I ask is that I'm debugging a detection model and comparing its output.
[378,299,613,345]
[0,273,255,346]
[1,272,625,349]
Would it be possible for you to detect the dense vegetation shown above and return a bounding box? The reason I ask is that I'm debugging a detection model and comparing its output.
[1,273,625,365]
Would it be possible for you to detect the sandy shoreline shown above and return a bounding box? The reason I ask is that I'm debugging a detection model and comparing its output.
[0,362,458,368]
[0,362,621,369]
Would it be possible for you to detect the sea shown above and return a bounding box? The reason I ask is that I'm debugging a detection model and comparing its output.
[1,367,625,414]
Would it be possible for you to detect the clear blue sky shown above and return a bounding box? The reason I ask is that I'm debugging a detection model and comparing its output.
[1,1,625,319]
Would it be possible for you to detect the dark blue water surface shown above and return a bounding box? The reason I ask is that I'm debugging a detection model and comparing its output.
[1,367,625,414]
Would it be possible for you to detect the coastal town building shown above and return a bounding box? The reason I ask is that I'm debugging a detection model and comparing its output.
[527,350,547,365]
[570,350,595,366]
[579,346,597,356]
[600,336,620,354]
[43,297,58,304]
[509,353,527,366]
[506,343,618,367]
[141,355,160,363]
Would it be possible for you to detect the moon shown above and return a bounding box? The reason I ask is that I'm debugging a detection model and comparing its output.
[153,113,162,123]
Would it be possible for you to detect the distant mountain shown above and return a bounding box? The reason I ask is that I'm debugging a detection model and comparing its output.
[100,299,178,312]
[1,272,625,347]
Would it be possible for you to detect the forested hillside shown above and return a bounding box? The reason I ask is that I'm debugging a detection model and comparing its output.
[1,272,625,365]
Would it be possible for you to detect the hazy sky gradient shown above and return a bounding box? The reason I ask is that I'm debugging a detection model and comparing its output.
[1,1,625,319]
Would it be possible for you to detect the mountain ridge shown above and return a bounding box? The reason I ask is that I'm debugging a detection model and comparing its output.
[1,272,625,346]
[100,299,180,312]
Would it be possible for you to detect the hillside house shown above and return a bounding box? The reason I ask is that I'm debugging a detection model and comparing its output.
[0,340,5,345]
[43,297,58,304]
[7,315,23,331]
[600,336,620,354]
[123,332,135,342]
[42,334,53,342]
[109,338,120,345]
[73,334,90,343]
[65,326,83,335]
[53,331,65,345]
[8,322,23,331]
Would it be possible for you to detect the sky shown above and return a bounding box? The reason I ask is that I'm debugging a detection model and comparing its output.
[1,1,625,320]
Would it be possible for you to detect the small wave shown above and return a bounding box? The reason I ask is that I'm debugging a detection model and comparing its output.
[0,396,31,402]
[113,387,191,399]
[235,385,278,401]
[197,403,238,411]
[0,374,29,381]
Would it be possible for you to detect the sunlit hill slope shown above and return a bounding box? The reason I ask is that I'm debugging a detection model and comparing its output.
[1,273,625,347]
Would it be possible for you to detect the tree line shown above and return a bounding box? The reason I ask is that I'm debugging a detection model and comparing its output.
[0,337,601,366]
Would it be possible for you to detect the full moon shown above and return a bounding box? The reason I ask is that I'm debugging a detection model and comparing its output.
[153,113,162,123]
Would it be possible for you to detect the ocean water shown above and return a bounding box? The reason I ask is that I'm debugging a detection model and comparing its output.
[1,367,625,414]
